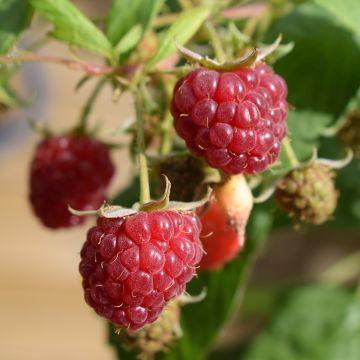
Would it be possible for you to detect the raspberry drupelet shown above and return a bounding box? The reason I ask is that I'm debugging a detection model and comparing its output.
[80,211,203,330]
[171,62,288,174]
[29,136,114,228]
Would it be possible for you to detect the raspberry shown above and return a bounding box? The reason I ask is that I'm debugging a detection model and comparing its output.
[275,164,338,224]
[198,175,253,270]
[29,136,114,228]
[171,63,288,174]
[79,211,203,330]
[116,300,180,358]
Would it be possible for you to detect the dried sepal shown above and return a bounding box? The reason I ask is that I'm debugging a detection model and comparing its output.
[139,175,171,212]
[68,203,137,218]
[166,186,212,211]
[176,43,259,71]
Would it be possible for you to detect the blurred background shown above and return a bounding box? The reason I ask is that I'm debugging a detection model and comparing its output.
[0,1,359,359]
[0,3,130,356]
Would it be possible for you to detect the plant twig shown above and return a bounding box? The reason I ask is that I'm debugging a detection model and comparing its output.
[134,88,151,204]
[0,50,134,81]
[160,110,173,155]
[78,79,107,131]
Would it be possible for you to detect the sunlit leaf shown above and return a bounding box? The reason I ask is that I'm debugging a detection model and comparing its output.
[146,6,210,68]
[30,0,114,60]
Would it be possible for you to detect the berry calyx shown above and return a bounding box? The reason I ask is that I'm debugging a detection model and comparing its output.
[171,62,288,175]
[29,135,114,229]
[79,210,203,330]
[275,163,338,225]
[198,175,253,270]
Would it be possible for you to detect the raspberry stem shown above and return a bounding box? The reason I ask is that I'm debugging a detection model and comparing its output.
[160,111,173,155]
[134,87,151,204]
[282,136,299,168]
[160,77,175,155]
[77,79,106,132]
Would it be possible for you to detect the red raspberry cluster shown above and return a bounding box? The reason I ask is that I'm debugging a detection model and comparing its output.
[29,136,114,228]
[80,211,203,330]
[171,63,288,174]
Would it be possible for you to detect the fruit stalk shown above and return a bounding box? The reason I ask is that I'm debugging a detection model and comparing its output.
[282,136,299,167]
[134,88,151,204]
[78,79,106,132]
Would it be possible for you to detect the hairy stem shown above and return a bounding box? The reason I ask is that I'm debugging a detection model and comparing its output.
[78,79,106,131]
[282,136,299,168]
[0,51,134,80]
[160,76,176,155]
[160,111,173,155]
[134,90,151,204]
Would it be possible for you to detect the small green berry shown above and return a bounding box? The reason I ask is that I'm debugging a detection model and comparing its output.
[117,300,180,360]
[275,163,338,225]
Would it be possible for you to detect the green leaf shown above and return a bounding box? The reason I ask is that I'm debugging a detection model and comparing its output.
[314,0,360,36]
[30,0,114,60]
[244,286,360,360]
[114,24,143,55]
[285,110,333,161]
[326,300,360,360]
[0,0,33,54]
[106,0,164,55]
[161,208,273,360]
[265,3,360,116]
[146,6,210,69]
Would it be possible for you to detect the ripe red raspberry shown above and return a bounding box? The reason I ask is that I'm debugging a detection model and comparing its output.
[171,62,288,174]
[29,136,114,228]
[79,211,203,330]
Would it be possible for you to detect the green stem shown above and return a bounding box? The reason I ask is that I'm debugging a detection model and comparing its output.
[282,136,299,168]
[134,90,151,205]
[140,81,157,112]
[204,21,226,63]
[78,79,106,131]
[159,76,176,155]
[160,111,173,155]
